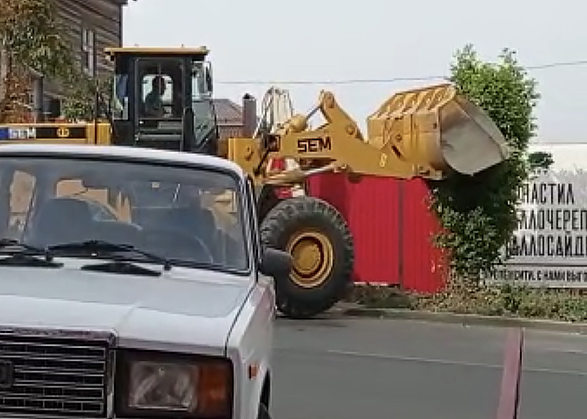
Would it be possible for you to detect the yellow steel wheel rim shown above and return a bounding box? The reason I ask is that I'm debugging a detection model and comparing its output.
[285,230,334,289]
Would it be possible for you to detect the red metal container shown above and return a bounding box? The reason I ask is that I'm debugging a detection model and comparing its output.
[400,179,449,293]
[306,173,448,293]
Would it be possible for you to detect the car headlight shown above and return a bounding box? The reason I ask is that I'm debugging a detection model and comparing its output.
[129,361,198,410]
[116,350,233,418]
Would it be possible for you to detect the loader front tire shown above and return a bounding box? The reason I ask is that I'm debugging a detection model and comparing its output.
[260,196,354,319]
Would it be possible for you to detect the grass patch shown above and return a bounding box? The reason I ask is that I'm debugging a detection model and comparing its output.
[345,284,416,309]
[345,282,587,323]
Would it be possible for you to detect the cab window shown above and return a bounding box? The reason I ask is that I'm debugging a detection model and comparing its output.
[137,58,185,120]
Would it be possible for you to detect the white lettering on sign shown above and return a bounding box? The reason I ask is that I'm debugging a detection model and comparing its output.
[8,127,36,139]
[485,161,587,288]
[486,266,587,288]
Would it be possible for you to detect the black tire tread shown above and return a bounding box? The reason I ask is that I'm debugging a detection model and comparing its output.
[260,196,354,318]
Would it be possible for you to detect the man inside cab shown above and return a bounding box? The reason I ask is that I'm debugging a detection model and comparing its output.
[143,75,166,118]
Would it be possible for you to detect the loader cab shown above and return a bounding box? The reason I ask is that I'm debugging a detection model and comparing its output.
[106,47,219,155]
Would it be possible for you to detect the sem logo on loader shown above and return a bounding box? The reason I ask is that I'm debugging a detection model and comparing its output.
[0,127,37,140]
[297,137,332,153]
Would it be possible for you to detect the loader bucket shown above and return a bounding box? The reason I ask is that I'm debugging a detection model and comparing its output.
[440,94,510,175]
[367,83,510,178]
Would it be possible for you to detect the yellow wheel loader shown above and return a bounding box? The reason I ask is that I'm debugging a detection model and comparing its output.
[0,47,510,318]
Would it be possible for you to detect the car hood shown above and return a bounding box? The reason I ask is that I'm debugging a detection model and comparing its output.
[0,259,253,354]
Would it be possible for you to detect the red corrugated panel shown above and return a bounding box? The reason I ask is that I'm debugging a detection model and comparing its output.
[307,173,401,285]
[306,172,349,216]
[401,179,449,293]
[306,173,448,293]
[346,176,402,285]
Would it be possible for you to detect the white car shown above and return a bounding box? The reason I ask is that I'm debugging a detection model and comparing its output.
[0,143,291,419]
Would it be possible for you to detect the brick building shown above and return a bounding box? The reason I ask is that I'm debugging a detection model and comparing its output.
[213,98,245,140]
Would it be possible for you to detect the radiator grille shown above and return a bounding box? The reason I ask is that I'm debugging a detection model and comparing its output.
[0,328,111,417]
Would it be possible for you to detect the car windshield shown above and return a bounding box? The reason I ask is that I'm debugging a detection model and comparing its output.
[0,155,250,273]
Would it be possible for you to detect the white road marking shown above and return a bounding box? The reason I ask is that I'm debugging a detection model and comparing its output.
[325,349,587,377]
[538,347,587,356]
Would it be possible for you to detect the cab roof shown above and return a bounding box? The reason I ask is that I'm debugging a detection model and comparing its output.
[105,46,210,57]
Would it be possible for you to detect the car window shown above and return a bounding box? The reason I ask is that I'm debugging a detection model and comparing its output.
[2,170,36,240]
[55,179,131,222]
[0,157,250,274]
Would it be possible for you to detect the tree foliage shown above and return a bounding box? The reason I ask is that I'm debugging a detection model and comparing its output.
[527,151,554,174]
[0,0,107,122]
[0,0,74,79]
[429,45,548,279]
[61,73,112,121]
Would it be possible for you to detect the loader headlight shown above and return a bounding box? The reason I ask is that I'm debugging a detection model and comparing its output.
[116,350,233,418]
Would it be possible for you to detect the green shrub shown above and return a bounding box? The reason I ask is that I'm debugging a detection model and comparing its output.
[428,45,548,279]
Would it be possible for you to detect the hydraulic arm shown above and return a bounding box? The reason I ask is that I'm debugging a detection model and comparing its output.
[224,83,510,186]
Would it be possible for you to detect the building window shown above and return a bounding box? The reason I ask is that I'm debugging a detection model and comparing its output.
[81,27,96,76]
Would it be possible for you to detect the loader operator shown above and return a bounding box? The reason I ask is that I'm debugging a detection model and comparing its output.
[143,75,166,118]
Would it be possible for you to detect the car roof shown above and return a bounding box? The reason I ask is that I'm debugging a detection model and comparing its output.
[0,143,247,178]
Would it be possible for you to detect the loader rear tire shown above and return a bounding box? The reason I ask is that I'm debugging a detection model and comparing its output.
[260,196,354,319]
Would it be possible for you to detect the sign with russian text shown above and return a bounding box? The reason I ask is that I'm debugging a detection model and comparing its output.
[485,146,587,287]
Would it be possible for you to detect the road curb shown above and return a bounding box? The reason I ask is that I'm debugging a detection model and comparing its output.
[340,306,587,334]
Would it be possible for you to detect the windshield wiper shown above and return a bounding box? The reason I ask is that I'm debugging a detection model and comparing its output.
[47,240,172,271]
[0,238,48,255]
[81,260,162,277]
[0,238,62,268]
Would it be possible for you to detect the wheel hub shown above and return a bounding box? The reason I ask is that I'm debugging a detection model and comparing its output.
[286,230,334,288]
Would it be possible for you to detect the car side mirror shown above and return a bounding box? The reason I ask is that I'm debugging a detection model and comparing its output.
[259,247,292,278]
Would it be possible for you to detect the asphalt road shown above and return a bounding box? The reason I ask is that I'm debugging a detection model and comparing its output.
[271,316,587,419]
